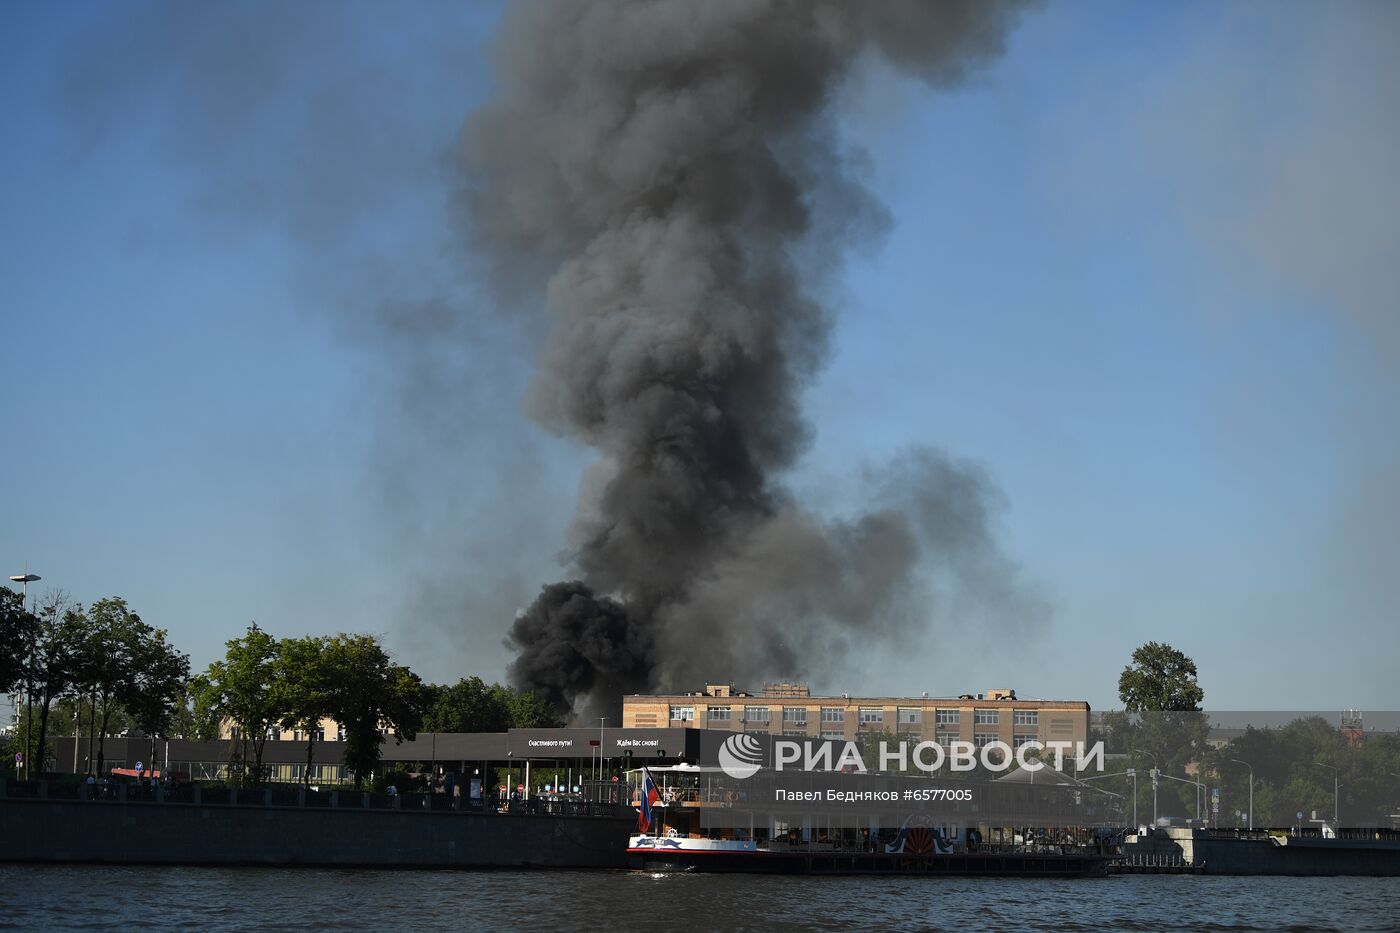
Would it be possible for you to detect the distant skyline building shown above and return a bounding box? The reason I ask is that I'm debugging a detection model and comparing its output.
[622,682,1091,750]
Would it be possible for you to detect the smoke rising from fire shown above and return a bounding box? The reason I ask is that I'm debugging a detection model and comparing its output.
[465,1,1047,719]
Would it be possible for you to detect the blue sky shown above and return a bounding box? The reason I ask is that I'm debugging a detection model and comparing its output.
[2,0,1396,711]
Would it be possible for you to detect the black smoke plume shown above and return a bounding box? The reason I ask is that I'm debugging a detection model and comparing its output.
[468,1,1046,719]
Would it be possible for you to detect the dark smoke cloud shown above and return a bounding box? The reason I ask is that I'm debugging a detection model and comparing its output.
[47,0,1047,704]
[475,1,1046,719]
[507,582,655,715]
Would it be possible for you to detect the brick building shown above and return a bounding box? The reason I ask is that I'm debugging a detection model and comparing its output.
[622,682,1090,749]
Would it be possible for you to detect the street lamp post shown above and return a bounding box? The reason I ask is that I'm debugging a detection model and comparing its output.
[1132,749,1159,829]
[598,717,607,784]
[8,569,40,603]
[1231,759,1254,830]
[1151,768,1160,825]
[9,568,41,781]
[1313,763,1340,828]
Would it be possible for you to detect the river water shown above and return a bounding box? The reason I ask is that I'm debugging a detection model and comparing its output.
[1,866,1397,931]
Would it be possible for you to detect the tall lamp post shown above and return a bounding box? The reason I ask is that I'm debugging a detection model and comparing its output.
[1231,758,1254,830]
[8,568,40,603]
[1313,762,1340,829]
[1134,749,1159,826]
[9,568,40,781]
[598,717,607,784]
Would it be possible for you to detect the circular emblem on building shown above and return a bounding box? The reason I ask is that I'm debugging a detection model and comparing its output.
[718,733,764,780]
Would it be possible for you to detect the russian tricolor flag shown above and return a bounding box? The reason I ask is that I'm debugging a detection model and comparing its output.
[638,767,660,832]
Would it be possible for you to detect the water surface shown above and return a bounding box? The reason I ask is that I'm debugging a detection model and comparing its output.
[2,866,1396,931]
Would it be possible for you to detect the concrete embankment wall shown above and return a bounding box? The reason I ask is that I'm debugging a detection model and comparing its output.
[1126,827,1400,876]
[1193,835,1400,876]
[0,797,632,869]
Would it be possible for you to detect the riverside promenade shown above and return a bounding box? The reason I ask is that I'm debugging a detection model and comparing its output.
[0,778,633,869]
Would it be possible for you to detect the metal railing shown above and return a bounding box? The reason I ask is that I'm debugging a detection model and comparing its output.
[0,778,632,819]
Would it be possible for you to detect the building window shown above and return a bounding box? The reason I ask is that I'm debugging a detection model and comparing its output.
[897,708,922,725]
[708,706,731,722]
[820,707,845,723]
[858,708,883,725]
[974,709,998,726]
[974,732,998,748]
[783,707,807,725]
[669,705,694,722]
[1013,710,1039,728]
[938,732,959,748]
[266,728,281,741]
[745,706,770,724]
[1013,734,1037,749]
[935,708,960,725]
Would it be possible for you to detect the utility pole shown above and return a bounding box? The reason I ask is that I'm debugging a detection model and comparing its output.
[1231,759,1254,830]
[1314,763,1340,828]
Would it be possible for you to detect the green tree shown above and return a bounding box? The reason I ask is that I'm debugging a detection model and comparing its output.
[423,676,510,732]
[28,592,85,776]
[1118,642,1205,712]
[0,587,39,775]
[125,624,192,774]
[1203,716,1400,828]
[276,635,334,789]
[191,623,283,785]
[422,678,564,732]
[322,634,426,788]
[506,687,564,729]
[1108,642,1209,820]
[0,587,37,695]
[82,597,150,775]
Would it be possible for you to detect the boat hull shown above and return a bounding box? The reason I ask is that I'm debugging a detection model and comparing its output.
[627,847,1115,876]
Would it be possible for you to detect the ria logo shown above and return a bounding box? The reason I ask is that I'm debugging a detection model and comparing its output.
[718,734,764,780]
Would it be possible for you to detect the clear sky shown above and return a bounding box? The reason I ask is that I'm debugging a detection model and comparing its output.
[2,0,1396,711]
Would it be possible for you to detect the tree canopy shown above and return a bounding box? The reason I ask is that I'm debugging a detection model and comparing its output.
[422,676,562,733]
[321,633,427,788]
[191,623,283,782]
[125,623,192,741]
[0,587,38,695]
[1205,716,1400,827]
[276,634,335,788]
[1118,641,1204,712]
[3,589,190,777]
